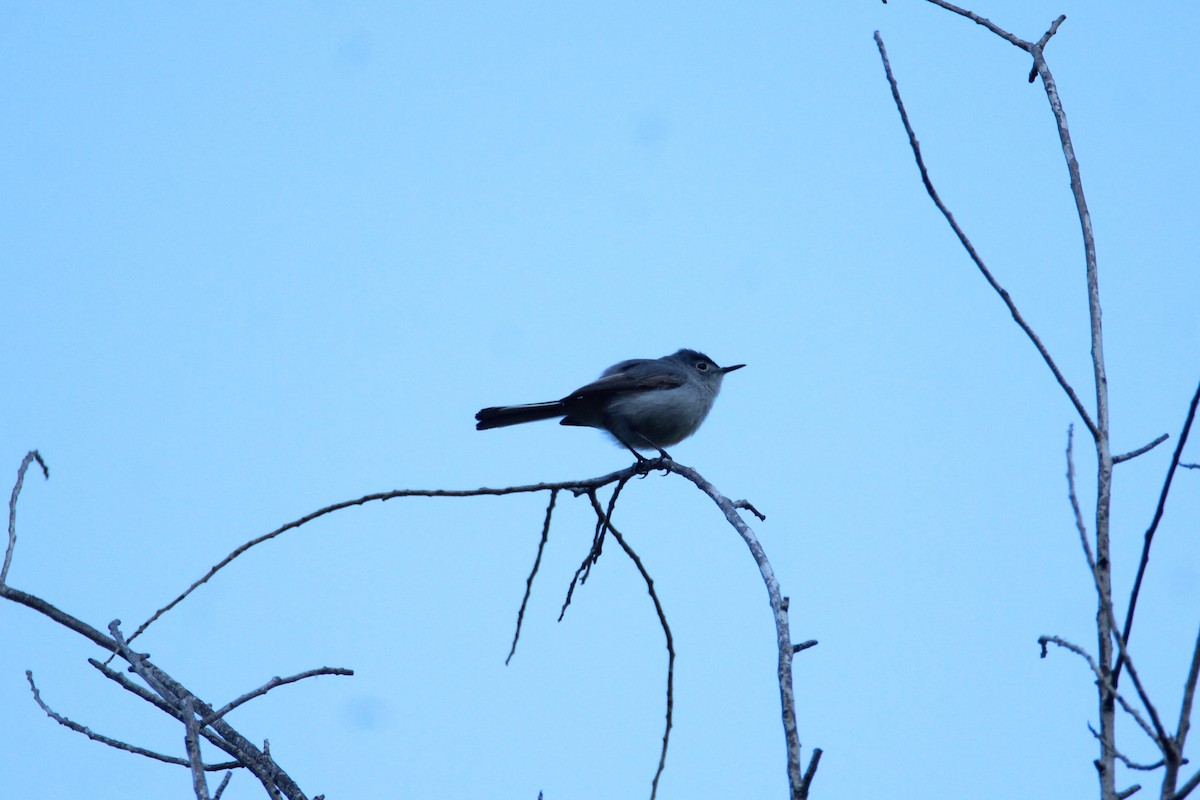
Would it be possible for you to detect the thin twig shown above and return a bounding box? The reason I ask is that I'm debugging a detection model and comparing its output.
[920,0,1027,47]
[4,450,49,585]
[734,499,767,521]
[800,748,824,798]
[87,658,247,766]
[183,697,211,800]
[201,668,354,727]
[1176,624,1200,762]
[129,468,643,644]
[1116,378,1200,686]
[1087,722,1164,770]
[507,489,558,665]
[873,31,1098,439]
[591,500,674,800]
[212,772,233,800]
[559,480,629,621]
[26,670,233,769]
[1175,768,1200,800]
[106,623,293,800]
[1028,15,1068,82]
[1038,636,1158,743]
[1113,433,1169,464]
[1065,431,1170,747]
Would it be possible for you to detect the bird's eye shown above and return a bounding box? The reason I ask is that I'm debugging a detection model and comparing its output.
[696,361,709,371]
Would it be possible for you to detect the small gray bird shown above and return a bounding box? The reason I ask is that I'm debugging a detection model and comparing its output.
[475,348,745,460]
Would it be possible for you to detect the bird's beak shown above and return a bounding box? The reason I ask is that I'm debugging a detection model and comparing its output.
[720,363,746,374]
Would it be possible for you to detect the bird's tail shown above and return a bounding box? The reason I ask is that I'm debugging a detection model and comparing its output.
[475,401,567,430]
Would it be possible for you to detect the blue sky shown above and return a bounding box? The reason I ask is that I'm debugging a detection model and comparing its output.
[3,3,1199,798]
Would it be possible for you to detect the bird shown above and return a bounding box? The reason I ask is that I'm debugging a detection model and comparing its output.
[475,348,744,460]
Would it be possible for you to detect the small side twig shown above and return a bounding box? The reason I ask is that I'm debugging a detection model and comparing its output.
[4,450,49,585]
[183,697,211,800]
[1116,377,1200,686]
[1038,636,1157,744]
[200,668,355,727]
[1174,624,1200,767]
[1175,768,1200,800]
[595,507,675,800]
[1065,429,1171,747]
[733,499,766,521]
[1087,722,1164,770]
[26,670,235,770]
[212,773,233,800]
[1113,433,1169,464]
[559,481,629,621]
[507,489,558,665]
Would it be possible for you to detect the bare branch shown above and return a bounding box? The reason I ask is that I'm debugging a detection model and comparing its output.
[1,582,120,652]
[660,461,814,799]
[592,502,674,800]
[26,670,234,770]
[1117,378,1200,686]
[733,499,766,521]
[1175,768,1200,800]
[130,466,644,645]
[104,623,294,800]
[919,0,1028,49]
[212,772,232,800]
[1117,786,1143,800]
[1176,623,1200,757]
[1087,722,1164,770]
[872,31,1098,439]
[1114,433,1170,464]
[1065,430,1171,747]
[183,697,211,800]
[507,489,558,665]
[559,481,629,621]
[800,748,823,798]
[4,450,49,585]
[1038,636,1158,744]
[87,658,249,766]
[200,668,354,727]
[1028,16,1068,82]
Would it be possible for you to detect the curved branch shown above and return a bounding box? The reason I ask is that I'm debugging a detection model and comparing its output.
[661,461,818,799]
[131,466,641,644]
[4,450,49,585]
[1117,378,1200,685]
[872,31,1098,439]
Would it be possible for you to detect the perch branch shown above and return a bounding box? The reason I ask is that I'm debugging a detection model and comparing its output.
[131,466,646,645]
[661,460,818,798]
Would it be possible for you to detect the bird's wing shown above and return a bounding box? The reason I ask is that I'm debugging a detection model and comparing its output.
[565,370,685,401]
